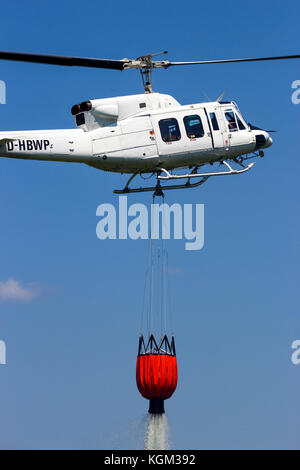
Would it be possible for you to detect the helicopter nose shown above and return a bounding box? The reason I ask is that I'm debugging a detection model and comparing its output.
[265,135,273,148]
[255,131,273,149]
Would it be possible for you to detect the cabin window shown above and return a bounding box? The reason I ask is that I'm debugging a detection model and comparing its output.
[76,113,85,126]
[183,115,204,138]
[209,112,220,131]
[159,118,181,142]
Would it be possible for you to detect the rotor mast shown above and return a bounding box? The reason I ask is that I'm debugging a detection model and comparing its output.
[124,51,169,93]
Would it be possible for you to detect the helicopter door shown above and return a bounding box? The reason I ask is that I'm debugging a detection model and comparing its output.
[182,112,213,153]
[222,108,250,149]
[150,115,187,164]
[151,110,212,164]
[204,107,227,155]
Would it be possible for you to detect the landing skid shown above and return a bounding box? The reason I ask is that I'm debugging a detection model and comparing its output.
[114,175,210,194]
[113,160,255,195]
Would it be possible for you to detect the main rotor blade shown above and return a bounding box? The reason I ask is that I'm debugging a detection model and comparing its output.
[1,50,299,72]
[0,50,128,70]
[167,54,300,67]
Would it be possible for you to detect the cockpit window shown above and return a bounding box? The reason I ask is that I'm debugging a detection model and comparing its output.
[225,111,238,131]
[183,115,204,138]
[159,118,181,142]
[224,109,247,131]
[236,114,246,130]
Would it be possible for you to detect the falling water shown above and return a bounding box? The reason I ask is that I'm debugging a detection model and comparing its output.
[144,414,170,450]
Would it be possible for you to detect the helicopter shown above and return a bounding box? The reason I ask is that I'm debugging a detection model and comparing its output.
[0,50,299,194]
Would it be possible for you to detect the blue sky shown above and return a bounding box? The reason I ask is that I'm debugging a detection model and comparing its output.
[0,0,299,449]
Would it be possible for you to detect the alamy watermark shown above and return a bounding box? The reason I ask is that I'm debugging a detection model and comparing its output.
[289,81,300,368]
[0,340,6,365]
[0,80,6,104]
[291,340,300,365]
[96,196,204,251]
[291,80,300,104]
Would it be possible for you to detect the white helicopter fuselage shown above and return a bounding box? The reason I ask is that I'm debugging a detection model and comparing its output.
[0,92,272,174]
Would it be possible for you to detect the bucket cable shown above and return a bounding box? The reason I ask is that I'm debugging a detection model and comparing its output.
[140,192,173,340]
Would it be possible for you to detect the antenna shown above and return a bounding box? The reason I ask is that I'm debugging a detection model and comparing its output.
[216,90,226,102]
